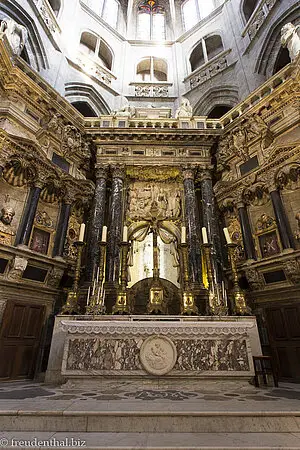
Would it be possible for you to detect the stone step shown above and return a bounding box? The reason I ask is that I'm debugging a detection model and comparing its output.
[1,431,300,449]
[1,410,300,433]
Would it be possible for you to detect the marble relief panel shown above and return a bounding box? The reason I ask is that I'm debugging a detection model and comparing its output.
[65,336,250,374]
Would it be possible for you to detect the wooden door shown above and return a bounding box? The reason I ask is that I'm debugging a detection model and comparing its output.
[266,304,300,381]
[0,301,45,380]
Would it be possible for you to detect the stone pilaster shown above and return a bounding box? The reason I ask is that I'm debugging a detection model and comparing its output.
[86,166,108,281]
[106,165,126,283]
[237,202,256,260]
[182,167,202,284]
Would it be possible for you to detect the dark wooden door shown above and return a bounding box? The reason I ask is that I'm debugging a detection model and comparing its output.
[0,301,45,380]
[266,304,300,381]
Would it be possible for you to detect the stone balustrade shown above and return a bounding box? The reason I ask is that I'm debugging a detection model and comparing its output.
[184,50,231,91]
[130,82,172,97]
[242,0,277,41]
[76,52,116,86]
[32,0,61,34]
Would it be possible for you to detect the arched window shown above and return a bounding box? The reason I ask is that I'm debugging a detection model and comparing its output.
[190,35,223,72]
[273,47,291,75]
[136,57,167,81]
[72,101,97,117]
[102,0,119,28]
[79,32,113,70]
[48,0,61,17]
[207,105,232,118]
[242,0,259,22]
[137,0,165,40]
[182,0,214,31]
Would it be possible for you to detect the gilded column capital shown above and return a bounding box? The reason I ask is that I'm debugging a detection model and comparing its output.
[197,168,212,182]
[236,201,245,209]
[95,166,109,180]
[182,166,195,181]
[111,164,126,180]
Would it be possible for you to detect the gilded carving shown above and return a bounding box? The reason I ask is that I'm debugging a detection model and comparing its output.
[255,214,276,233]
[283,259,300,284]
[245,267,264,291]
[47,267,64,288]
[35,210,53,229]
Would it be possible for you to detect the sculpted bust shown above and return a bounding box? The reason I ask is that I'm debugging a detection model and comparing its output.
[281,23,300,62]
[0,206,16,244]
[0,17,28,56]
[175,98,193,118]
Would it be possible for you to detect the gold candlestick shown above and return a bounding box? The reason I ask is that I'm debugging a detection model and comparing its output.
[147,225,166,314]
[227,243,251,315]
[180,243,198,315]
[61,241,84,314]
[202,243,228,316]
[86,242,107,315]
[113,241,131,314]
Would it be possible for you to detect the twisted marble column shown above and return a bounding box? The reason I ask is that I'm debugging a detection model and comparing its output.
[107,165,126,283]
[86,167,108,281]
[199,170,222,282]
[237,202,256,260]
[16,182,42,246]
[182,167,202,283]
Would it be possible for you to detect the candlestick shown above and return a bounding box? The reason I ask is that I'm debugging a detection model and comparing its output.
[180,242,198,315]
[227,243,251,315]
[122,225,128,242]
[202,227,208,244]
[79,223,85,242]
[61,241,84,314]
[181,226,186,244]
[101,225,107,242]
[223,227,232,244]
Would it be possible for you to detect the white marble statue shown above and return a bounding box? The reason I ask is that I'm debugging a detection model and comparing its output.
[175,97,193,118]
[113,104,135,118]
[281,23,300,62]
[0,17,28,56]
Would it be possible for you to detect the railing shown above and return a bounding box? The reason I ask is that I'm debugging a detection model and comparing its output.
[76,52,116,86]
[130,82,173,97]
[219,63,293,127]
[184,50,231,91]
[242,0,277,41]
[32,0,61,34]
[85,116,222,130]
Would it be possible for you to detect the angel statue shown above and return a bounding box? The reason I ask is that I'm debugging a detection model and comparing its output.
[281,23,300,62]
[0,17,28,56]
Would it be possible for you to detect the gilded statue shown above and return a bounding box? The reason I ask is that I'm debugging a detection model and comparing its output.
[281,23,300,62]
[0,17,28,56]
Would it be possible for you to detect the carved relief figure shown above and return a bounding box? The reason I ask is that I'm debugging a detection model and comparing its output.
[232,128,249,161]
[0,17,28,56]
[128,183,182,222]
[175,98,193,118]
[62,125,81,156]
[281,23,300,61]
[0,205,16,244]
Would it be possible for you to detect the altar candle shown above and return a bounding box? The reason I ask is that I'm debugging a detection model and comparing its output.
[223,227,232,244]
[86,286,91,306]
[97,286,100,304]
[79,223,85,242]
[92,279,96,295]
[123,225,128,242]
[181,226,186,244]
[96,266,99,283]
[202,227,208,244]
[101,225,107,242]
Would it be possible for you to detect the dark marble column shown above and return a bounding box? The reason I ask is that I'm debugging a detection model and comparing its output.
[15,183,42,246]
[86,167,108,281]
[270,189,295,250]
[52,201,72,258]
[182,167,202,283]
[107,165,125,283]
[200,170,222,282]
[237,202,256,260]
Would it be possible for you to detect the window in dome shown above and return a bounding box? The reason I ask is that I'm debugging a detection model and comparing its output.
[242,0,259,22]
[48,0,61,17]
[137,0,166,40]
[190,35,223,72]
[102,0,119,28]
[136,57,168,81]
[79,32,113,70]
[182,0,214,31]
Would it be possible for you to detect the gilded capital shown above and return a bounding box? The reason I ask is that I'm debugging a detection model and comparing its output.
[182,167,195,180]
[111,164,126,180]
[95,166,109,180]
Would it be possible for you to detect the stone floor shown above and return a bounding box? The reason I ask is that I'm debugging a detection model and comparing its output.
[0,379,300,449]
